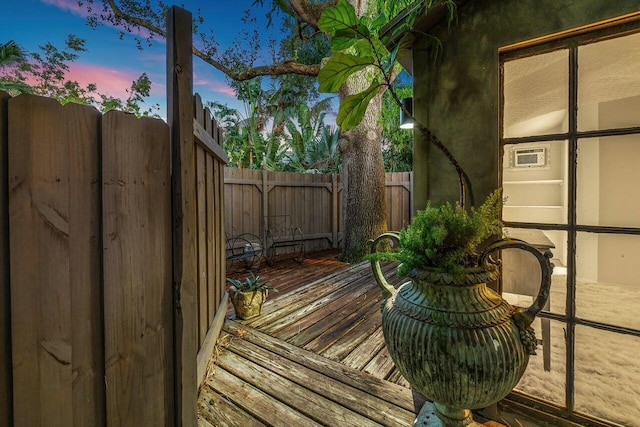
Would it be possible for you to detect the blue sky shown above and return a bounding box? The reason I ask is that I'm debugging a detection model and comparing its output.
[0,0,278,118]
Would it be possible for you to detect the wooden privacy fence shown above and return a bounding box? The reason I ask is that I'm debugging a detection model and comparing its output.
[0,93,173,426]
[0,7,228,426]
[224,168,413,253]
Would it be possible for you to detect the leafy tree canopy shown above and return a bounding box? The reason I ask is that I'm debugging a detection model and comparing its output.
[0,37,159,116]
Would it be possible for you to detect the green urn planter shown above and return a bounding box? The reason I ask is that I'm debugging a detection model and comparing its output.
[370,234,552,427]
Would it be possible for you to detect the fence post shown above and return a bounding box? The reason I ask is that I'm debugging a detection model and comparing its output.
[409,171,414,217]
[0,91,11,427]
[332,173,339,248]
[168,6,198,426]
[262,169,269,238]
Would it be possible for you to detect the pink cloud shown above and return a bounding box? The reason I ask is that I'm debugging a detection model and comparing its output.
[40,0,90,17]
[66,63,163,99]
[193,74,237,97]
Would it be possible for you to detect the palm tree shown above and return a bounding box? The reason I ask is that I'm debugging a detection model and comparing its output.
[0,40,31,95]
[0,40,25,66]
[285,100,341,174]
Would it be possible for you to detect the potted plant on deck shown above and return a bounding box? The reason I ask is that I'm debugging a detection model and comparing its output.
[368,190,553,426]
[226,273,276,320]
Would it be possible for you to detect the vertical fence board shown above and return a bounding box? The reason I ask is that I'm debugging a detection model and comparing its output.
[0,91,11,427]
[102,111,172,426]
[224,168,233,236]
[9,94,103,426]
[206,153,216,323]
[217,157,225,310]
[331,174,340,248]
[196,146,208,345]
[9,95,72,427]
[66,102,104,427]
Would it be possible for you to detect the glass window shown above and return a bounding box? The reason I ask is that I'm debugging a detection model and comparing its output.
[576,232,640,330]
[504,49,569,138]
[578,32,640,132]
[502,141,567,225]
[575,326,640,426]
[502,26,640,426]
[577,136,640,228]
[515,318,566,405]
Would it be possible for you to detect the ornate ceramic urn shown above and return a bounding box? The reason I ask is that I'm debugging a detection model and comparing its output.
[370,234,552,426]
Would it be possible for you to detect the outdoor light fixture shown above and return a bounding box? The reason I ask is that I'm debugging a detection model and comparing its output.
[399,97,414,129]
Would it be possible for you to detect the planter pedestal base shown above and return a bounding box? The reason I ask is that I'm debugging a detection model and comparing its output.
[414,402,485,427]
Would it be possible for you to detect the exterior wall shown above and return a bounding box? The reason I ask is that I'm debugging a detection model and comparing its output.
[411,0,640,211]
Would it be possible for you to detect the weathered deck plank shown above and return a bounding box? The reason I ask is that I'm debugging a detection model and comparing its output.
[261,262,393,335]
[302,290,384,354]
[341,326,386,370]
[364,345,397,379]
[319,306,384,361]
[225,332,415,426]
[243,261,372,329]
[283,283,381,346]
[223,320,423,413]
[198,385,266,427]
[230,252,408,385]
[204,364,323,426]
[219,344,395,426]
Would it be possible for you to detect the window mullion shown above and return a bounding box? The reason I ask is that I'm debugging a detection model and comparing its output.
[565,46,579,414]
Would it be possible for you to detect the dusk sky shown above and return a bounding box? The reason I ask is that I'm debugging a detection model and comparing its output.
[0,0,280,118]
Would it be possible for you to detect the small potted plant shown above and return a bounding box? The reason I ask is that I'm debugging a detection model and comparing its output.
[226,273,276,320]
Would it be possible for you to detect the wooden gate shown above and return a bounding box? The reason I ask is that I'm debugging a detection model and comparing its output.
[0,7,226,427]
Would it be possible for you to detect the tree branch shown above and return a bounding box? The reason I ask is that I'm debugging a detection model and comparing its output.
[104,0,321,81]
[288,0,338,30]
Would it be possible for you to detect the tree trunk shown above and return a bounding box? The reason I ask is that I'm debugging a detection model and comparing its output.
[339,74,387,263]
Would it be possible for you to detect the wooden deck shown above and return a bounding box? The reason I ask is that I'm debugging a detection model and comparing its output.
[198,250,502,427]
[225,250,408,385]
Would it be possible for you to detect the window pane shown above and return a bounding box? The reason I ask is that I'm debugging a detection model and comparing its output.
[577,136,640,227]
[515,318,566,405]
[502,141,567,224]
[575,326,640,425]
[502,228,567,316]
[576,232,640,330]
[503,49,568,138]
[578,32,640,132]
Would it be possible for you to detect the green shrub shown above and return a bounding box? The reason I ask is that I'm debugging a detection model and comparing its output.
[373,189,503,276]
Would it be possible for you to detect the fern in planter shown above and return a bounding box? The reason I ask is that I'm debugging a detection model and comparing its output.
[370,189,504,277]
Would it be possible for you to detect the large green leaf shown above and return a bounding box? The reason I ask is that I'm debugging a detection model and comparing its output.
[318,0,358,35]
[336,80,381,131]
[330,24,370,51]
[318,52,374,93]
[369,13,388,33]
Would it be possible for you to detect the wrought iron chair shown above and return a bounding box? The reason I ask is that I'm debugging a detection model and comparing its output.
[225,232,264,273]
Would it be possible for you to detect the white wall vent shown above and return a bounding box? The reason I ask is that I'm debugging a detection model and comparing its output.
[511,146,548,169]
